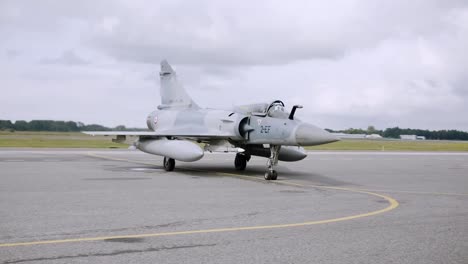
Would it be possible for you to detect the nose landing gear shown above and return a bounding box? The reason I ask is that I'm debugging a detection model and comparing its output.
[264,145,280,180]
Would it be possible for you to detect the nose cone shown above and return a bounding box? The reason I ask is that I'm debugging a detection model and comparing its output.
[295,123,339,146]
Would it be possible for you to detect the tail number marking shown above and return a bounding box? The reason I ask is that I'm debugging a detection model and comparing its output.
[260,126,271,133]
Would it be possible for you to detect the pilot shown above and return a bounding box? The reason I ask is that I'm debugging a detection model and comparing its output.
[267,101,288,118]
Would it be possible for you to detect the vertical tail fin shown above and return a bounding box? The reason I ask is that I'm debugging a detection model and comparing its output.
[158,60,199,109]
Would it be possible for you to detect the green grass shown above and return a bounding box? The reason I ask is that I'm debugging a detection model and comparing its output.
[0,131,127,148]
[1,131,468,151]
[306,139,468,151]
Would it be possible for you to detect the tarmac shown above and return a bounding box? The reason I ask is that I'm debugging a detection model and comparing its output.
[0,149,467,263]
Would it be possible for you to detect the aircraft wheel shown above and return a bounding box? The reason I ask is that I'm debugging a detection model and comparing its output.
[264,170,277,180]
[163,157,175,171]
[271,170,278,180]
[234,154,247,171]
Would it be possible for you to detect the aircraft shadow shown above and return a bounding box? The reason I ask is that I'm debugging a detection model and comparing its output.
[158,163,351,186]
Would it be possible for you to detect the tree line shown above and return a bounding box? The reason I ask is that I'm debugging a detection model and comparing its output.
[326,126,468,140]
[2,120,468,140]
[381,127,468,140]
[0,120,146,132]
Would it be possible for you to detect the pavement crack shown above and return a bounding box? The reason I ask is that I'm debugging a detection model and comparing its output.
[8,221,187,241]
[2,243,216,264]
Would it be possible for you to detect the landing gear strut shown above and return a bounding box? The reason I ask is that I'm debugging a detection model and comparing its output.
[264,145,280,180]
[163,157,175,171]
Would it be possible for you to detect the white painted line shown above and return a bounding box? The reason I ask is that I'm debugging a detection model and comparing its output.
[130,168,161,172]
[306,151,468,156]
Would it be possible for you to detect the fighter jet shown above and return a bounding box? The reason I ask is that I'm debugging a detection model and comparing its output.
[84,60,338,180]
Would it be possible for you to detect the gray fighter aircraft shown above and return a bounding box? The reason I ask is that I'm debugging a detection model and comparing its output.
[84,60,338,180]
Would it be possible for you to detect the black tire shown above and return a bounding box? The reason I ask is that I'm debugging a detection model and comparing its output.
[234,154,247,171]
[163,157,175,171]
[271,170,278,180]
[264,170,277,180]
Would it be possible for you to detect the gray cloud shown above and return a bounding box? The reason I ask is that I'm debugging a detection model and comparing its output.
[39,50,89,65]
[0,0,468,130]
[85,0,468,66]
[5,49,20,59]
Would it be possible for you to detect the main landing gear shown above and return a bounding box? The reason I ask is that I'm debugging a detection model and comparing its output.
[163,157,175,171]
[264,145,280,180]
[234,153,250,171]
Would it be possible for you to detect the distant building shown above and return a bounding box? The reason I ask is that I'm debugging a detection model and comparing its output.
[400,135,417,140]
[366,134,382,139]
[331,133,367,139]
[400,135,425,140]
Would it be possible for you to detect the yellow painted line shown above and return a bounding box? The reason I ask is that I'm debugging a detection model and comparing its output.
[0,153,398,248]
[348,188,468,197]
[85,153,468,196]
[196,169,468,197]
[86,153,267,183]
[0,194,397,248]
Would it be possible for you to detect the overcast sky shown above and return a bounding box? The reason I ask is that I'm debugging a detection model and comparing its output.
[1,0,468,130]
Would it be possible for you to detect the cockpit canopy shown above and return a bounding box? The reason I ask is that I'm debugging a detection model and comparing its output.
[233,100,290,119]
